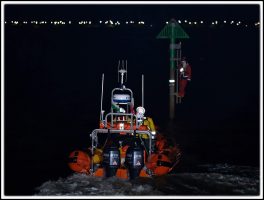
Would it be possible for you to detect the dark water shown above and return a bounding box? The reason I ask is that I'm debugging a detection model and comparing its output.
[4,14,260,196]
[4,120,260,196]
[35,164,259,196]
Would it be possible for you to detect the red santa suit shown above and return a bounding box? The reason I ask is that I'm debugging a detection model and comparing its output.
[178,61,192,97]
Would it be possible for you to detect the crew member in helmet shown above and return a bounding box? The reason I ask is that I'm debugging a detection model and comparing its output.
[177,57,192,97]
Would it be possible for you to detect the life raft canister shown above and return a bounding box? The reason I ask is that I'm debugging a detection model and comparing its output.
[68,150,91,173]
[146,153,172,176]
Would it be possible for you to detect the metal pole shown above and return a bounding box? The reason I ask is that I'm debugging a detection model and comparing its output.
[175,42,182,104]
[169,21,176,120]
[142,74,144,107]
[157,19,189,119]
[176,49,179,104]
[100,73,104,121]
[178,45,182,104]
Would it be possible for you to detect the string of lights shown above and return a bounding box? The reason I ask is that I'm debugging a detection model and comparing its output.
[4,20,260,28]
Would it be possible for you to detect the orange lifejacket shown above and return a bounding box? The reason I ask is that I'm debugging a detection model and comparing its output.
[120,145,129,161]
[145,153,172,176]
[68,150,91,173]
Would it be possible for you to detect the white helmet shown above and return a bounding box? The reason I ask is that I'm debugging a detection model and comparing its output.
[181,60,187,68]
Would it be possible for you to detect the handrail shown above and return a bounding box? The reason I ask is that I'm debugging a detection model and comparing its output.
[104,112,139,129]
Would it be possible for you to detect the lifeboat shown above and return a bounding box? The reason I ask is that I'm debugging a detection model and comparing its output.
[68,60,181,179]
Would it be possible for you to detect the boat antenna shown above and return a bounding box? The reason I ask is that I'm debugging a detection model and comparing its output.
[142,74,144,107]
[117,60,120,83]
[100,73,104,121]
[118,59,127,88]
[125,60,127,82]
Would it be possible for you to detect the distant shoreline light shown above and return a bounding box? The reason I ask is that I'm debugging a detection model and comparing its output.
[4,20,260,28]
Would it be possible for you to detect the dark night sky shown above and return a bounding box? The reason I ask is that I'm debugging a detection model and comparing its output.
[3,2,262,195]
[4,4,260,23]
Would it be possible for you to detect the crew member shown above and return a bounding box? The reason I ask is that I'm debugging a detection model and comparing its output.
[177,57,192,97]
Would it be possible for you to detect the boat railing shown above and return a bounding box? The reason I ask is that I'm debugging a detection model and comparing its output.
[103,112,139,129]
